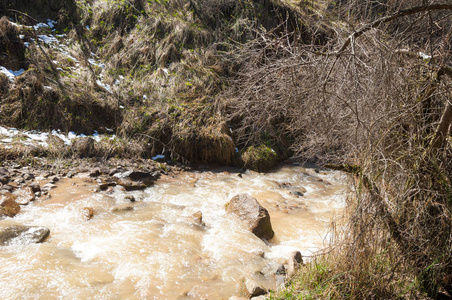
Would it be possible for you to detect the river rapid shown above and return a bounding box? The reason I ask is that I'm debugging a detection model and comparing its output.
[0,164,348,299]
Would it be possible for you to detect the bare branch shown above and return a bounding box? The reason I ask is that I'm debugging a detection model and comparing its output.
[334,4,452,55]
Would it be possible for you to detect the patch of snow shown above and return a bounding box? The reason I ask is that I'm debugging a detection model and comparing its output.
[162,68,169,75]
[0,126,117,147]
[86,25,90,30]
[64,53,79,63]
[92,132,101,142]
[24,42,30,48]
[152,154,165,160]
[419,52,432,60]
[88,58,105,69]
[47,19,57,29]
[119,105,125,109]
[0,66,25,82]
[34,23,49,30]
[19,35,24,39]
[38,34,58,44]
[143,95,148,100]
[96,80,112,93]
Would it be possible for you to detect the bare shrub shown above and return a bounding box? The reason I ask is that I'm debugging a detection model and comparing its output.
[225,0,452,297]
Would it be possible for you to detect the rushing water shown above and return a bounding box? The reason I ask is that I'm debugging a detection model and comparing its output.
[0,165,348,299]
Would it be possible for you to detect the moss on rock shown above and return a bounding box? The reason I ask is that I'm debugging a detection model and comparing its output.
[241,145,279,172]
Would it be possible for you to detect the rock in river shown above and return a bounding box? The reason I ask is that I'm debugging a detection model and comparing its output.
[113,170,160,190]
[0,225,50,246]
[225,193,274,240]
[0,192,20,218]
[14,186,35,205]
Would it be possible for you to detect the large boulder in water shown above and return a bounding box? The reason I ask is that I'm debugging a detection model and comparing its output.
[225,193,274,240]
[0,225,50,246]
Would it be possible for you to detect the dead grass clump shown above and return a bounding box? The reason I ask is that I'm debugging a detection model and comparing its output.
[0,73,10,96]
[0,16,28,70]
[93,136,148,160]
[0,64,119,133]
[0,144,46,162]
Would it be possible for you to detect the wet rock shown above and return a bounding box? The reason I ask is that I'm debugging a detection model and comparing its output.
[108,168,119,176]
[225,194,274,240]
[14,186,35,205]
[30,182,41,193]
[0,225,50,246]
[15,177,25,185]
[49,176,60,184]
[275,264,286,275]
[1,184,15,192]
[43,171,55,178]
[0,192,20,217]
[113,170,159,190]
[114,171,160,186]
[111,204,134,213]
[23,172,34,181]
[192,211,205,227]
[72,137,95,157]
[115,178,147,191]
[279,182,291,188]
[287,251,303,278]
[0,175,9,185]
[253,250,265,258]
[97,177,116,191]
[89,168,102,177]
[82,207,95,220]
[42,183,57,191]
[245,278,267,298]
[291,190,304,197]
[0,167,8,175]
[125,195,136,202]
